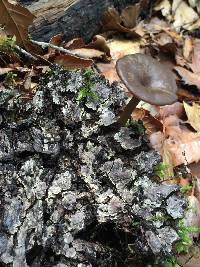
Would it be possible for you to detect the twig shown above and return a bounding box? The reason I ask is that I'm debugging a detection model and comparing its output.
[15,45,38,62]
[31,40,86,59]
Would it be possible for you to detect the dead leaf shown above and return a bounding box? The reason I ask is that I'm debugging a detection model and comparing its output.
[0,0,35,46]
[174,66,200,90]
[106,38,142,60]
[48,33,63,53]
[177,88,199,101]
[64,38,85,50]
[132,108,163,135]
[189,38,200,73]
[96,62,120,84]
[85,35,111,58]
[71,48,104,59]
[101,7,141,37]
[121,4,140,28]
[150,117,200,166]
[183,36,193,61]
[54,54,93,70]
[183,102,200,132]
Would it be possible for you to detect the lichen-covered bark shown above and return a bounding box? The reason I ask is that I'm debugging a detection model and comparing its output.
[0,67,185,267]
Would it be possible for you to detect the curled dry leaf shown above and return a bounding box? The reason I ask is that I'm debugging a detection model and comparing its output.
[48,33,63,53]
[101,7,141,37]
[85,35,111,58]
[0,0,35,46]
[174,66,200,90]
[54,54,93,70]
[183,101,200,132]
[120,4,140,28]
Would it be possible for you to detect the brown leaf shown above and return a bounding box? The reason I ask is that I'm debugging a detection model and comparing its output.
[54,54,93,70]
[101,7,141,37]
[189,38,200,73]
[132,108,163,135]
[121,4,140,28]
[85,35,111,58]
[0,0,35,46]
[183,36,193,61]
[174,66,200,90]
[183,101,200,132]
[48,33,63,53]
[71,48,104,59]
[63,38,85,50]
[96,62,121,84]
[177,88,199,101]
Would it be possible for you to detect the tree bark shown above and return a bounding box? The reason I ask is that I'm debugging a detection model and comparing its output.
[19,0,137,42]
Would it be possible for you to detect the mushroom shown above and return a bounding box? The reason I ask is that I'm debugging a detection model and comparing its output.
[116,53,178,125]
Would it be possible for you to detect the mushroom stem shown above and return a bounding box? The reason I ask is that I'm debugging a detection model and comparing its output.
[118,96,140,126]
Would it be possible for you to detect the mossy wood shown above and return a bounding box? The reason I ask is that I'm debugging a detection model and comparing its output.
[19,0,137,42]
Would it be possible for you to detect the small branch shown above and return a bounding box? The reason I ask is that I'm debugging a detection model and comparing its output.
[15,45,38,62]
[31,40,86,59]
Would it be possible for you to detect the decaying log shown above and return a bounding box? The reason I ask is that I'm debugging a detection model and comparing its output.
[0,67,185,266]
[19,0,137,42]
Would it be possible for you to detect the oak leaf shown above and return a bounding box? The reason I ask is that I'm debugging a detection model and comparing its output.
[0,0,35,46]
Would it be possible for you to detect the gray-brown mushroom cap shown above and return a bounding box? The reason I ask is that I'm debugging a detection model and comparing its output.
[116,53,178,106]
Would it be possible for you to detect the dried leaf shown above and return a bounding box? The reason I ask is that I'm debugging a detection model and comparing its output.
[96,62,120,84]
[132,108,163,135]
[85,35,110,57]
[183,36,193,61]
[174,66,200,90]
[183,102,200,132]
[71,48,104,59]
[0,0,35,46]
[54,54,93,70]
[64,38,85,50]
[121,4,140,28]
[177,88,199,101]
[106,38,141,60]
[150,118,200,166]
[189,38,200,73]
[101,7,141,37]
[48,33,63,53]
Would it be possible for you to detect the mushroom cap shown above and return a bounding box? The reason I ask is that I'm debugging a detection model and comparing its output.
[116,53,178,106]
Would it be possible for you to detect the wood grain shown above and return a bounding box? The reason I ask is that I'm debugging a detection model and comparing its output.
[19,0,137,41]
